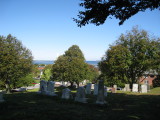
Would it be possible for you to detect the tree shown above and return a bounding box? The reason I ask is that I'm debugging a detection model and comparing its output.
[99,45,131,87]
[41,64,52,81]
[32,64,40,78]
[99,27,160,86]
[52,45,89,87]
[15,74,35,88]
[74,0,160,27]
[0,34,33,93]
[87,64,99,83]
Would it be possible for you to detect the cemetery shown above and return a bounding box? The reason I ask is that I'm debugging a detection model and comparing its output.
[0,80,160,120]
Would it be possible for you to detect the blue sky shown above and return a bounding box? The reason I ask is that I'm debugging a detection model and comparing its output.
[0,0,160,61]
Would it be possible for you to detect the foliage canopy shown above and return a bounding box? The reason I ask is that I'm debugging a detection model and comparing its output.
[52,45,97,87]
[0,34,33,92]
[99,27,160,86]
[74,0,160,27]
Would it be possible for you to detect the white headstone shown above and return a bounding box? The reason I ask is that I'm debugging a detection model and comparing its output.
[96,80,106,105]
[0,93,5,102]
[75,87,87,103]
[132,84,138,92]
[93,84,98,95]
[91,84,94,90]
[113,85,117,93]
[38,80,47,94]
[62,88,71,99]
[124,84,130,92]
[141,84,147,93]
[46,81,56,96]
[86,83,91,94]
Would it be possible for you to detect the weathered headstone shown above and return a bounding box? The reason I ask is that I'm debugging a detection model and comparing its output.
[62,88,72,99]
[111,87,116,93]
[38,80,47,94]
[0,93,5,102]
[132,84,138,92]
[86,83,91,94]
[141,84,147,93]
[113,85,117,93]
[75,87,87,103]
[93,84,98,95]
[46,81,56,96]
[124,84,130,92]
[96,80,106,105]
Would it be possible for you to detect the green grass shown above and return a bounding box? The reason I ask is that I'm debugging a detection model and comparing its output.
[148,87,160,94]
[0,87,160,120]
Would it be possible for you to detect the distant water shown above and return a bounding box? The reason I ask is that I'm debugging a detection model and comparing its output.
[33,60,100,66]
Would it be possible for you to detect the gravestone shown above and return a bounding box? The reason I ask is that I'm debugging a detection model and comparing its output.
[75,87,87,103]
[93,84,98,95]
[111,87,116,93]
[91,84,94,90]
[62,88,72,99]
[46,81,56,96]
[113,85,117,93]
[124,84,130,92]
[104,86,107,97]
[96,80,106,105]
[0,93,5,102]
[38,80,47,94]
[86,83,91,94]
[141,84,147,93]
[132,84,138,92]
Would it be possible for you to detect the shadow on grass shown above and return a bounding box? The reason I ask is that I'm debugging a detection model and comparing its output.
[0,92,160,120]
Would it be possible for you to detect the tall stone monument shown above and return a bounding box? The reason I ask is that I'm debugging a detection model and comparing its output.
[86,83,91,94]
[0,93,5,102]
[93,84,98,95]
[96,80,106,105]
[104,86,107,97]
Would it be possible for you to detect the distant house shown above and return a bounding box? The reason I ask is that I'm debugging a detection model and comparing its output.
[37,66,45,78]
[139,70,159,86]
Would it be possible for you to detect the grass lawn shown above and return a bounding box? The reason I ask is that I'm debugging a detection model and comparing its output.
[0,87,160,120]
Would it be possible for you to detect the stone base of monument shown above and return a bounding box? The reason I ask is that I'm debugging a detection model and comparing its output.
[0,94,5,102]
[45,91,57,96]
[75,97,87,103]
[37,91,46,94]
[96,100,107,105]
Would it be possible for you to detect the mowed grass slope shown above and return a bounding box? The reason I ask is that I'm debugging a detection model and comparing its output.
[0,87,160,120]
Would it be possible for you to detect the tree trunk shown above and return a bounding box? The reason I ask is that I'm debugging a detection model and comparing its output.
[70,82,74,88]
[5,80,11,94]
[76,82,79,88]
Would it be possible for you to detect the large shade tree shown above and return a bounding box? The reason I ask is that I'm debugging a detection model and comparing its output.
[52,45,91,87]
[99,45,131,87]
[99,27,160,86]
[0,34,33,93]
[74,0,160,27]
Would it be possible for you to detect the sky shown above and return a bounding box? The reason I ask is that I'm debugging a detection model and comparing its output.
[0,0,160,61]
